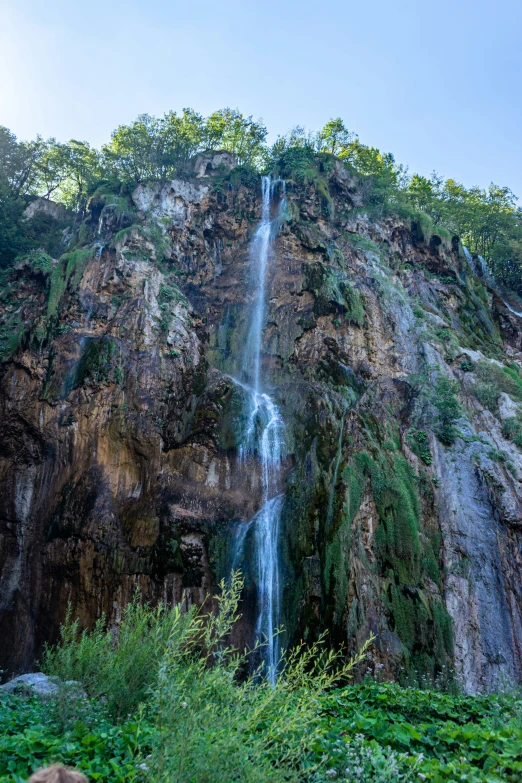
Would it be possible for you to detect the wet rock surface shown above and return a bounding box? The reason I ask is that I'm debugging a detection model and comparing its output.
[1,167,522,691]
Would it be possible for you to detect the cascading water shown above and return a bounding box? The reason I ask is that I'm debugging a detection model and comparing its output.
[464,245,522,317]
[232,175,287,684]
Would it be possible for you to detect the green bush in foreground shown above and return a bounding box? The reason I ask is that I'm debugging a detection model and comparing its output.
[2,575,521,783]
[40,573,371,783]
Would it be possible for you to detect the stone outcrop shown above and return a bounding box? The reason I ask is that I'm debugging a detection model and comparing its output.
[1,163,522,692]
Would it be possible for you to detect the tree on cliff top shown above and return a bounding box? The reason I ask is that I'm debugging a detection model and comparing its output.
[204,108,267,166]
[102,108,268,182]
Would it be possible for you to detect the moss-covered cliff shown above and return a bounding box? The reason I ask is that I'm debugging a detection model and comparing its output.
[1,153,522,692]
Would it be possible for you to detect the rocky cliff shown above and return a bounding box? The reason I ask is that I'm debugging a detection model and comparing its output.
[1,154,522,692]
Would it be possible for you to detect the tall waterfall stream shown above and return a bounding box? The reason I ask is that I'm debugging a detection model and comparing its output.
[231,176,286,684]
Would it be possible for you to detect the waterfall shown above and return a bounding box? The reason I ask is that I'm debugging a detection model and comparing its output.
[464,245,522,318]
[232,175,286,684]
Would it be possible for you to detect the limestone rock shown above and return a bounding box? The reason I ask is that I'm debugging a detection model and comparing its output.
[193,150,237,177]
[22,197,67,222]
[2,168,522,694]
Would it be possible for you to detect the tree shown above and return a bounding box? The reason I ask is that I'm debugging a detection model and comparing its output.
[0,127,48,197]
[102,109,205,183]
[49,140,103,209]
[204,108,267,166]
[317,118,355,157]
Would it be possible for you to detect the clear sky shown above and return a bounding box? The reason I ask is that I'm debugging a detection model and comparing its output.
[1,0,521,198]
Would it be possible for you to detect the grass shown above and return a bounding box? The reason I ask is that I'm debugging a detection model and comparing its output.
[502,416,522,449]
[473,361,522,414]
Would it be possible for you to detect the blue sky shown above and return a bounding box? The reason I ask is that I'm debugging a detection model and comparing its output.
[1,0,521,197]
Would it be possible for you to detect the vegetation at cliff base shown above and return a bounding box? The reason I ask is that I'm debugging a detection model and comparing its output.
[1,577,521,783]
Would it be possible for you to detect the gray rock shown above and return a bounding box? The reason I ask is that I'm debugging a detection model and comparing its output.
[498,392,520,421]
[1,672,86,699]
[193,150,237,178]
[132,179,209,225]
[22,197,67,222]
[1,672,59,695]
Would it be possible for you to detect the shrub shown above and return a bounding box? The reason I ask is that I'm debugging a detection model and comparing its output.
[474,381,500,412]
[42,595,177,720]
[433,377,461,446]
[502,416,522,449]
[42,574,372,783]
[407,428,432,464]
[474,362,522,415]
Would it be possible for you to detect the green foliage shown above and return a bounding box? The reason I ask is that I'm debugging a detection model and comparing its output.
[204,108,267,166]
[474,381,500,412]
[406,172,522,293]
[102,108,267,184]
[407,428,432,464]
[3,113,522,292]
[42,597,176,720]
[26,250,53,274]
[7,603,520,783]
[433,377,462,445]
[502,416,522,449]
[102,109,205,183]
[40,575,372,783]
[47,247,93,320]
[0,695,145,783]
[321,681,522,782]
[471,361,522,414]
[474,361,522,415]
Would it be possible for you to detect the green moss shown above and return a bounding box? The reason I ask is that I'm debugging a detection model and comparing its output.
[113,224,141,245]
[422,539,440,583]
[473,361,522,414]
[16,250,53,275]
[303,262,364,325]
[0,322,24,363]
[411,212,434,245]
[47,247,93,321]
[72,338,121,389]
[474,382,499,412]
[407,429,432,465]
[432,226,452,252]
[368,452,422,583]
[433,377,461,446]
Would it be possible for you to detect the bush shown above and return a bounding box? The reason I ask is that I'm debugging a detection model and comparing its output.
[42,596,177,720]
[502,416,522,449]
[474,362,522,415]
[42,575,371,783]
[433,377,461,446]
[6,579,522,783]
[475,381,500,412]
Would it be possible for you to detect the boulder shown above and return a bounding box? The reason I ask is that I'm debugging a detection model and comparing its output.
[0,673,86,699]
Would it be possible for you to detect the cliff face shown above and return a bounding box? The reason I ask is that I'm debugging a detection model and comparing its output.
[1,158,522,692]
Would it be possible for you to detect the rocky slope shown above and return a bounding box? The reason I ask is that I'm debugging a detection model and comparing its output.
[1,154,522,692]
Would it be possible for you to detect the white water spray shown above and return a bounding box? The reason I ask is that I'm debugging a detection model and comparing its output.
[232,175,287,684]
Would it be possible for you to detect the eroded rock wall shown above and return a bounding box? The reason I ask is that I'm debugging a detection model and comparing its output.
[1,162,522,691]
